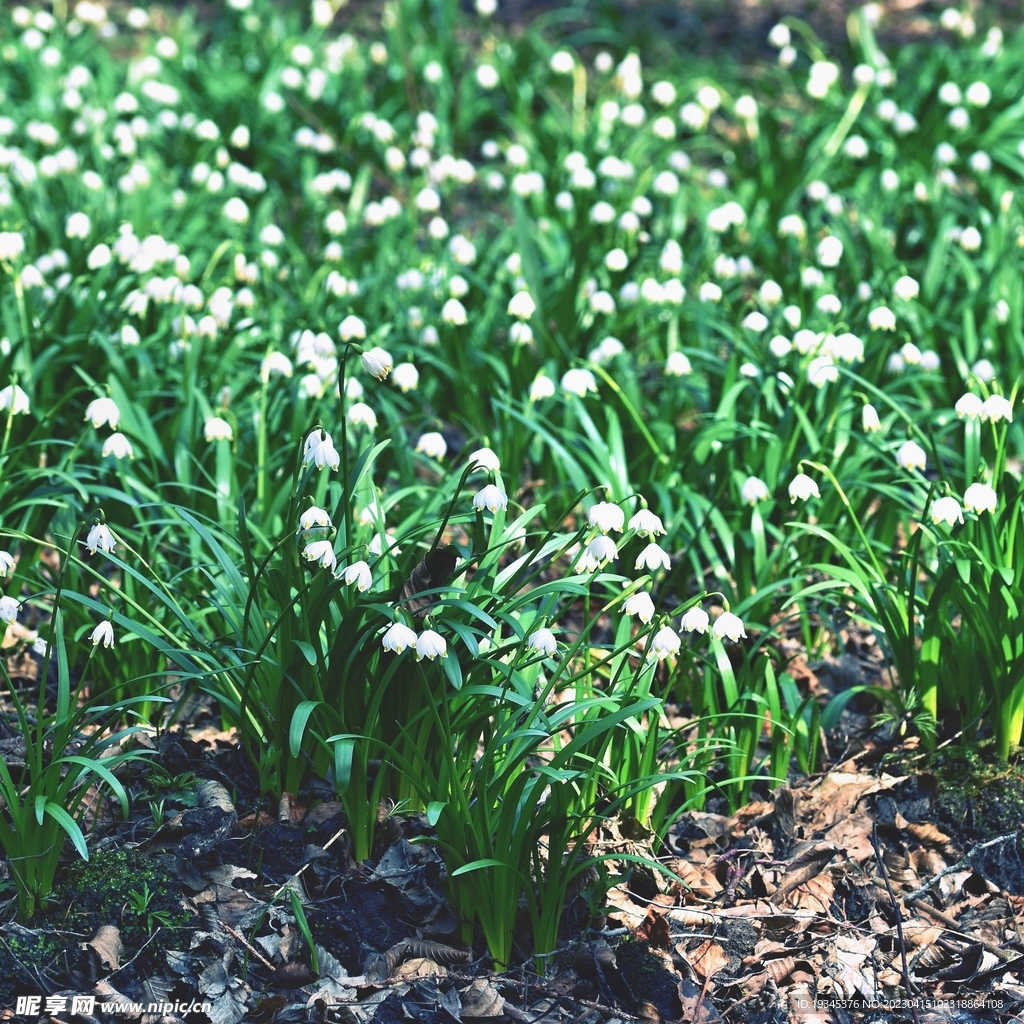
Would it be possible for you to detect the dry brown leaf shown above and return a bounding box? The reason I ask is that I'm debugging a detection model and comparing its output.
[786,872,834,913]
[459,977,505,1017]
[84,924,122,977]
[685,940,730,981]
[392,957,447,980]
[635,906,672,947]
[774,844,838,900]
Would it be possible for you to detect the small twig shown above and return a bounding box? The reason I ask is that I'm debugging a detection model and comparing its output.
[220,921,276,971]
[108,927,166,978]
[903,827,1023,902]
[871,825,920,1024]
[906,898,1018,962]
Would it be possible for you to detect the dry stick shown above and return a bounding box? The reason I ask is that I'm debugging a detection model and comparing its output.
[906,898,1018,963]
[220,921,276,972]
[903,827,1023,902]
[871,825,921,1024]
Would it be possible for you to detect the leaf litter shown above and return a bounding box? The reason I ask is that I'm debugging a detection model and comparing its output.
[4,726,1024,1024]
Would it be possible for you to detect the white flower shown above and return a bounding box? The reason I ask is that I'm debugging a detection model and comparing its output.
[624,591,656,624]
[844,135,869,159]
[0,596,21,625]
[802,267,825,289]
[777,215,806,239]
[507,321,532,346]
[476,64,499,89]
[584,535,618,567]
[650,625,681,659]
[90,619,115,647]
[868,306,896,331]
[629,509,666,540]
[896,439,927,471]
[343,561,373,592]
[712,611,746,642]
[972,359,996,383]
[768,23,790,47]
[0,551,12,577]
[816,236,843,267]
[742,311,769,333]
[828,333,863,364]
[528,627,557,656]
[929,496,963,527]
[529,375,555,401]
[783,305,802,329]
[770,336,792,359]
[101,433,134,459]
[862,404,881,432]
[86,523,116,554]
[299,506,332,533]
[955,393,983,419]
[892,275,919,302]
[965,81,991,107]
[473,484,508,513]
[735,94,758,120]
[0,232,26,261]
[788,473,820,502]
[816,294,842,315]
[970,151,992,174]
[507,291,536,319]
[391,363,419,393]
[361,346,393,380]
[87,243,112,269]
[680,606,710,633]
[0,385,30,415]
[348,403,378,430]
[415,629,448,661]
[550,50,575,74]
[981,394,1013,423]
[589,501,624,533]
[758,280,782,307]
[304,539,338,571]
[415,431,448,459]
[793,330,820,355]
[441,299,467,325]
[468,447,501,472]
[699,282,722,303]
[85,396,120,430]
[964,482,997,514]
[665,351,692,376]
[960,227,982,251]
[561,368,598,397]
[204,417,233,442]
[635,543,671,572]
[223,197,249,223]
[339,315,367,341]
[740,476,770,505]
[382,622,418,654]
[66,211,91,238]
[807,356,839,388]
[303,429,340,471]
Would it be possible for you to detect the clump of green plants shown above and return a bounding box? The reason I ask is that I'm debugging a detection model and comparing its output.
[1,0,1024,971]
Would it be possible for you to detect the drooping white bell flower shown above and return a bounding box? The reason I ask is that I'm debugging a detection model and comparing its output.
[712,611,746,642]
[788,474,820,502]
[528,628,557,656]
[589,501,624,534]
[963,482,997,515]
[381,621,418,654]
[680,606,710,633]
[896,439,927,471]
[90,619,115,647]
[415,629,448,661]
